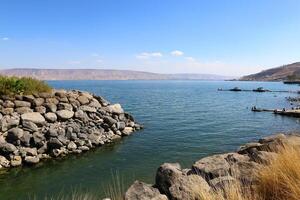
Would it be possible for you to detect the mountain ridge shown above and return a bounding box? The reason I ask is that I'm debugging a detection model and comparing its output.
[0,68,233,80]
[240,62,300,81]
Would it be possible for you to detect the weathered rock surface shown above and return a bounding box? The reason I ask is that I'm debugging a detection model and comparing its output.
[0,89,142,169]
[124,133,300,200]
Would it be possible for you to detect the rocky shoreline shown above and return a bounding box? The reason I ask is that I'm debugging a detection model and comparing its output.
[0,90,142,169]
[124,133,300,200]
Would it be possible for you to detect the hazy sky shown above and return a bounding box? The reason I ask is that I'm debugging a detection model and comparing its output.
[1,0,300,76]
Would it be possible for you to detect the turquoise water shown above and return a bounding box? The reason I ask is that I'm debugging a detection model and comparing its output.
[1,80,300,199]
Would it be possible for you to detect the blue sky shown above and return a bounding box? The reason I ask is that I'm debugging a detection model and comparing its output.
[0,0,300,76]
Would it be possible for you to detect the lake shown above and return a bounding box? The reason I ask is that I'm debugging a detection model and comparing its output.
[1,80,300,199]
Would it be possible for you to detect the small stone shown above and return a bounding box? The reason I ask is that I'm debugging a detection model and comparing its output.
[67,141,77,150]
[35,106,46,114]
[79,105,96,113]
[0,115,20,132]
[48,138,63,149]
[123,127,133,136]
[3,100,14,108]
[20,147,38,157]
[10,155,22,167]
[33,98,45,107]
[0,155,10,168]
[57,103,73,111]
[1,107,14,115]
[103,116,117,126]
[106,104,124,114]
[45,112,57,122]
[45,103,57,113]
[20,131,31,147]
[78,146,89,151]
[24,156,39,164]
[32,131,46,147]
[45,98,59,105]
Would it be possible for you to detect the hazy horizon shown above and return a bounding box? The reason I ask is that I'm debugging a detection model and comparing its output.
[1,0,300,76]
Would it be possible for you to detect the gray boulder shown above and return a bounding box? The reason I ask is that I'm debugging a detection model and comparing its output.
[57,103,73,111]
[35,106,47,114]
[45,103,57,112]
[21,112,46,126]
[56,110,74,120]
[7,127,24,142]
[192,154,230,179]
[33,98,44,107]
[14,100,31,108]
[77,95,89,105]
[0,142,17,155]
[125,181,168,200]
[22,121,39,132]
[79,105,96,113]
[45,112,57,122]
[15,107,33,114]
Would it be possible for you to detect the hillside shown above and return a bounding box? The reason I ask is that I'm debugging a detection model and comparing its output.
[240,62,300,81]
[0,68,232,80]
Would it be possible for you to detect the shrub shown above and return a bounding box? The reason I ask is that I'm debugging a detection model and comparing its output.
[0,76,51,96]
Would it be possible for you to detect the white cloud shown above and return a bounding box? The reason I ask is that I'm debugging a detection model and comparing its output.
[96,59,103,63]
[171,50,184,56]
[2,37,9,41]
[136,52,163,59]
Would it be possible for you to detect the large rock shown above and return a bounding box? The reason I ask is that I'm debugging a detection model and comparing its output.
[56,110,74,120]
[22,121,39,132]
[0,142,17,155]
[125,181,168,200]
[45,103,57,113]
[21,112,46,126]
[0,115,19,132]
[3,100,14,108]
[155,163,210,200]
[192,154,230,179]
[7,127,24,142]
[32,131,45,147]
[14,100,31,108]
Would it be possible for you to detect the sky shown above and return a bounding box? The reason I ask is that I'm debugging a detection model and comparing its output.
[0,0,300,76]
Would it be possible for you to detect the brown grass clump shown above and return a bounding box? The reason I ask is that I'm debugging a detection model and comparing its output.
[255,145,300,200]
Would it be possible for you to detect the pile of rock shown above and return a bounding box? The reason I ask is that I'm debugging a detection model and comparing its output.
[0,90,142,169]
[124,134,300,200]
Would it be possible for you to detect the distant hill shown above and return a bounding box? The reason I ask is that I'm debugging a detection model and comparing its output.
[240,62,300,81]
[0,68,232,80]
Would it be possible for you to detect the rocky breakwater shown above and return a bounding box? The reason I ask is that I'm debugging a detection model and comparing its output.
[124,133,300,200]
[0,90,142,168]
